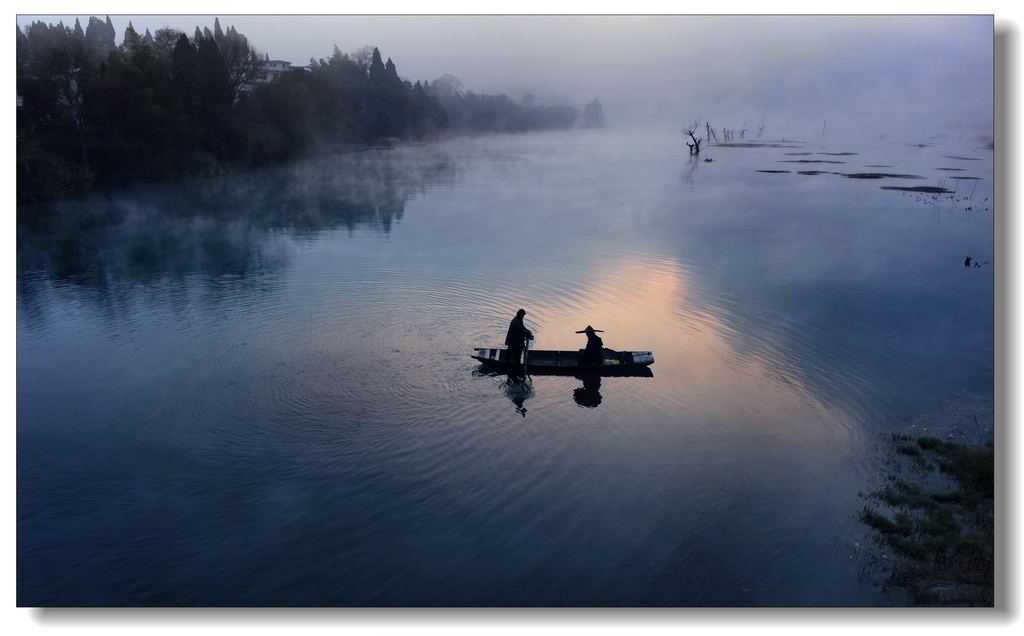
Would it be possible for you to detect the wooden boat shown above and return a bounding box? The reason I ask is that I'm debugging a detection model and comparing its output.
[471,347,654,375]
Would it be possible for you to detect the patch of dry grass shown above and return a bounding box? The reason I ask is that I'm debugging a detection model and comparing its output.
[859,434,993,606]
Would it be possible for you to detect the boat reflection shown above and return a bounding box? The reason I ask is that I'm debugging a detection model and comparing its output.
[475,367,653,415]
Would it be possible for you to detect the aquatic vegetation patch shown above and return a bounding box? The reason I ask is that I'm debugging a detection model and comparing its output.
[858,434,993,606]
[942,155,982,161]
[843,172,923,180]
[780,159,846,164]
[755,169,790,173]
[881,185,952,194]
[715,142,803,148]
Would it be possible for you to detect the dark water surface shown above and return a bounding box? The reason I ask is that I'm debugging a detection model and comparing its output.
[17,126,993,606]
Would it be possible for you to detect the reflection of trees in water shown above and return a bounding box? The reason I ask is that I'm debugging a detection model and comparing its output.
[17,148,457,339]
[217,149,452,235]
[17,148,456,284]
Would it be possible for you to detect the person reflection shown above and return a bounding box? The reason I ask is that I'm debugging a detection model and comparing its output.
[573,374,602,408]
[501,374,533,417]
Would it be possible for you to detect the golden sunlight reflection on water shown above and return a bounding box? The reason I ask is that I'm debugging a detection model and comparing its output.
[524,249,863,454]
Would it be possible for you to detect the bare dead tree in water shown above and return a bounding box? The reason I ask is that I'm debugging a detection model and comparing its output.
[739,121,749,139]
[705,121,718,144]
[757,118,765,138]
[683,121,703,155]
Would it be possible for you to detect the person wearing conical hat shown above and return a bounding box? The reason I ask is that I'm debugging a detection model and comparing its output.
[575,325,604,366]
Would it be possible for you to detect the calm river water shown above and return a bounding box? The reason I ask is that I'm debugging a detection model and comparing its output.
[16,125,993,606]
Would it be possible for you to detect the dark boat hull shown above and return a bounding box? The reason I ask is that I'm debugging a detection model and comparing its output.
[471,347,654,375]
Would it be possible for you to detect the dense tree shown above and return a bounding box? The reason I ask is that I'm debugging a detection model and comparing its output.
[247,69,317,162]
[169,33,205,160]
[426,76,580,134]
[86,24,186,181]
[410,80,448,138]
[306,45,371,144]
[84,16,117,60]
[194,34,234,161]
[150,27,185,64]
[35,28,97,167]
[17,16,588,202]
[582,98,605,129]
[367,48,409,140]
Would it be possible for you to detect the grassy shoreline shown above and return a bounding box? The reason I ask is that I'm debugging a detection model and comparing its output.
[859,433,994,606]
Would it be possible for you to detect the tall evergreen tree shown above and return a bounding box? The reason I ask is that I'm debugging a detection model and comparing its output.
[410,80,448,138]
[194,34,233,159]
[16,26,30,74]
[377,53,413,140]
[384,57,403,91]
[368,47,387,84]
[169,33,204,157]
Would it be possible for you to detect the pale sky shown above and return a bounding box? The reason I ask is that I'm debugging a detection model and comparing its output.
[14,7,1000,141]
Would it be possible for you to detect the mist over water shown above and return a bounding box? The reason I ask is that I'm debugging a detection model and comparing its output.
[17,124,993,605]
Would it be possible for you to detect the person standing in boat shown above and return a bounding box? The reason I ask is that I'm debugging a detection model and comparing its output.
[576,325,605,366]
[504,308,534,364]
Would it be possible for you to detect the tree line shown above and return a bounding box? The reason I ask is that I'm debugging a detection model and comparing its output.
[17,17,606,203]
